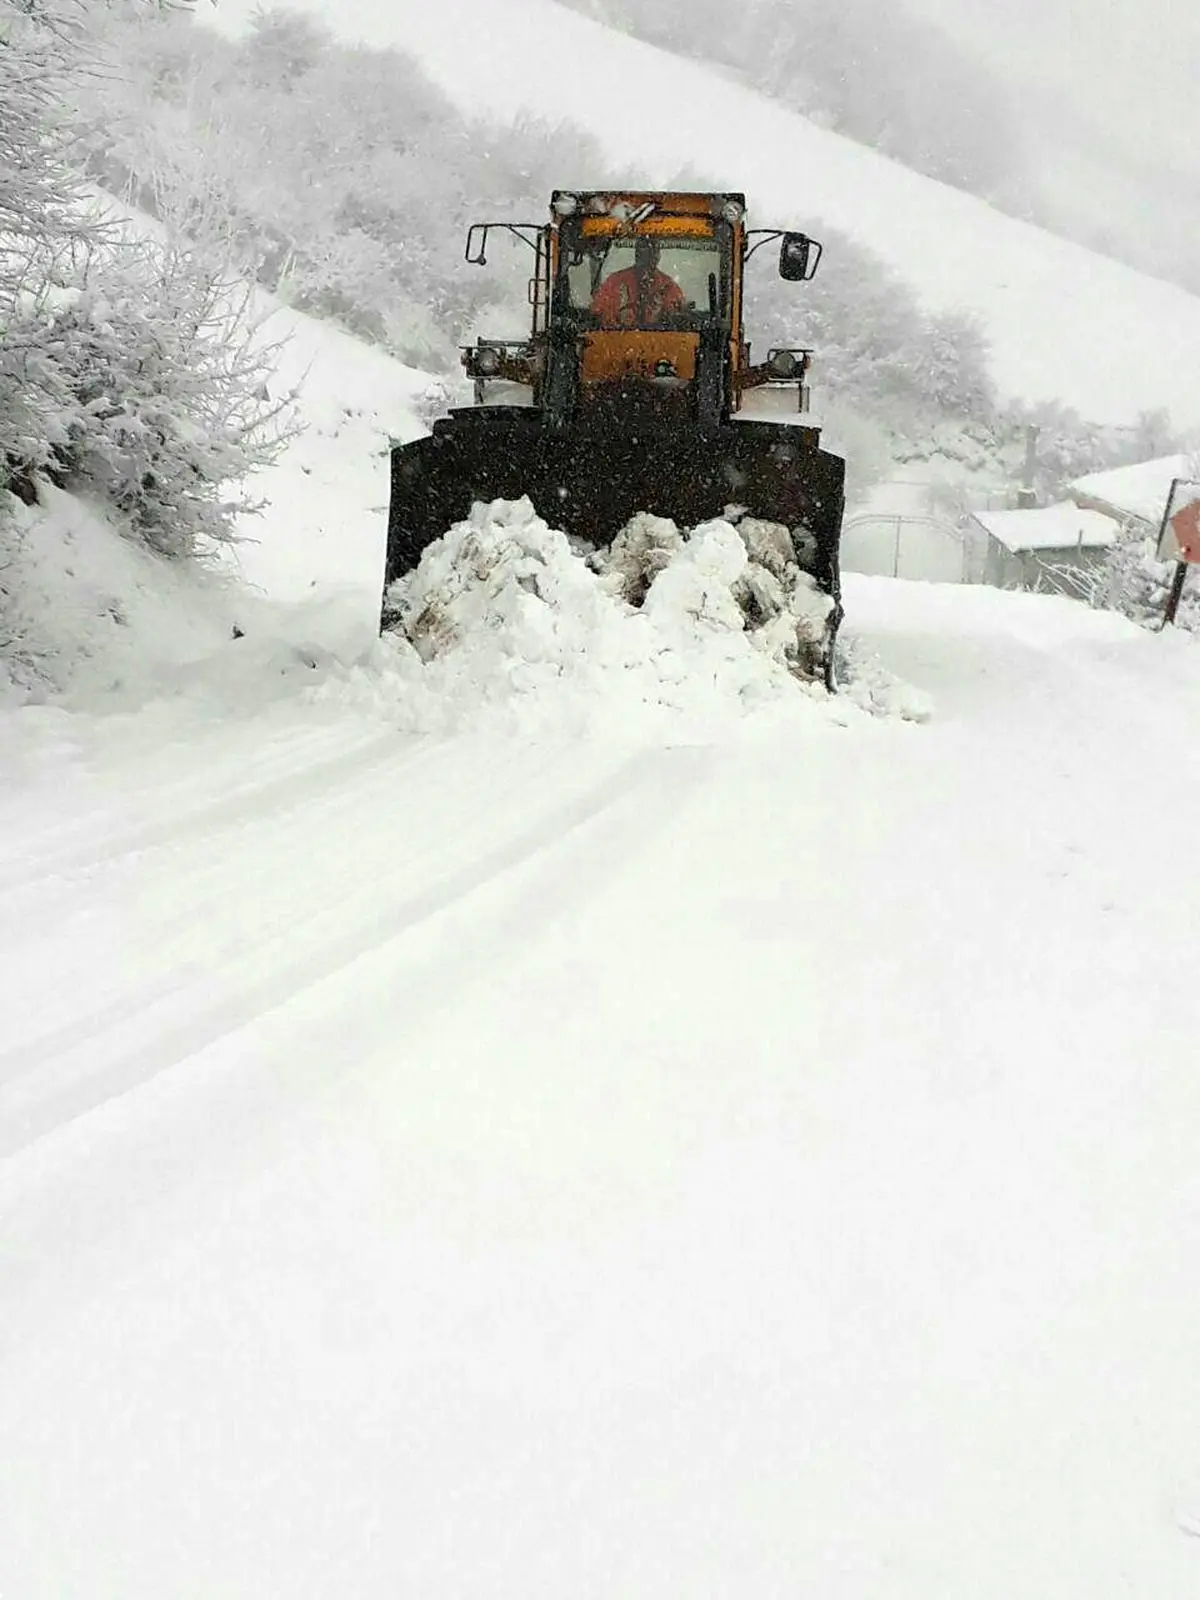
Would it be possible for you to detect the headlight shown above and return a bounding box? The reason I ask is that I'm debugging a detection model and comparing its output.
[476,346,502,376]
[552,192,579,217]
[768,349,801,379]
[721,199,745,224]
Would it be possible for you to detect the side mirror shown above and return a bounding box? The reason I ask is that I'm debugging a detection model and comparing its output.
[779,232,821,281]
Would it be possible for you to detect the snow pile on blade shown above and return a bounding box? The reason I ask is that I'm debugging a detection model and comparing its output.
[329,498,930,735]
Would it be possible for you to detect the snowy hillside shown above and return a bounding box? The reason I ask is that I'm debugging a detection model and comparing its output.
[205,0,1200,429]
[218,301,436,610]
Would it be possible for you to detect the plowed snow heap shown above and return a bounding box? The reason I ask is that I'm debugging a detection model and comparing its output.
[383,190,846,688]
[363,497,928,738]
[390,496,835,678]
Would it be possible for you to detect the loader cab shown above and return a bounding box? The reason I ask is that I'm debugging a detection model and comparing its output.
[458,191,821,434]
[556,222,734,331]
[544,192,744,430]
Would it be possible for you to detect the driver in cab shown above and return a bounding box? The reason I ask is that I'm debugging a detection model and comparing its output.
[590,236,685,327]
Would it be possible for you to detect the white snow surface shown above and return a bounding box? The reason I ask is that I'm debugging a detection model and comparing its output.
[973,501,1117,552]
[4,304,1200,1599]
[0,486,250,707]
[1069,452,1200,526]
[205,0,1200,427]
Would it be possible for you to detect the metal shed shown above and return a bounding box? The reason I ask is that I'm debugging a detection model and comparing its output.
[965,503,1117,594]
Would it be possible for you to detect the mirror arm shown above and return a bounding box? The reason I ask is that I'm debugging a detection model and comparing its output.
[465,223,547,267]
[745,229,783,262]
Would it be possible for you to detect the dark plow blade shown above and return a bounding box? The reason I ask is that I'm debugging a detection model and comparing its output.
[385,407,846,684]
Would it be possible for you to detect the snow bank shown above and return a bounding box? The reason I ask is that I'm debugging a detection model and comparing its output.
[0,482,928,733]
[0,487,372,715]
[0,487,243,707]
[318,498,931,737]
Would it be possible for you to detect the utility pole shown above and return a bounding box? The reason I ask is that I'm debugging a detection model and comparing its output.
[1016,424,1038,509]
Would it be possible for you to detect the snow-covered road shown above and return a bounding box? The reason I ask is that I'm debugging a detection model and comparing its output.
[2,573,1199,1598]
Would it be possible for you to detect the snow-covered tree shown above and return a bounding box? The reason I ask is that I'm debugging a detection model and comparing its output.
[5,237,297,556]
[242,4,329,89]
[72,4,619,367]
[2,0,297,554]
[905,311,994,424]
[0,1,103,295]
[2,0,109,503]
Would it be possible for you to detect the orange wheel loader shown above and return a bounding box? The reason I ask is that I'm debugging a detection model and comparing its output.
[383,190,846,687]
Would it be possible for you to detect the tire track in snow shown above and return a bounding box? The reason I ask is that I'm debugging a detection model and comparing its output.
[0,731,608,1074]
[0,745,710,1161]
[0,718,351,865]
[0,726,407,895]
[0,733,458,951]
[0,741,711,1379]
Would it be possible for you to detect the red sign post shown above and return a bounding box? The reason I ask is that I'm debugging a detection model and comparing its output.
[1154,477,1200,626]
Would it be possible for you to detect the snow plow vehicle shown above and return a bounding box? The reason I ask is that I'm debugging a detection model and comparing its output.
[384,190,846,686]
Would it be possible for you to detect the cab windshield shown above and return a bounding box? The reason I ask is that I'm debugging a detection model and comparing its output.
[559,228,730,328]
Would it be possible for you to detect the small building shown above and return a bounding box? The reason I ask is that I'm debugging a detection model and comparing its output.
[964,502,1117,594]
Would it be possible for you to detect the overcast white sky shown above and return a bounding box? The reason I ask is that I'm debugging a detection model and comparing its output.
[905,0,1200,177]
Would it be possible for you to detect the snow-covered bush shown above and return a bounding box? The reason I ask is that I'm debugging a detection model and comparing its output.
[1100,523,1200,634]
[74,5,620,370]
[4,237,297,557]
[2,0,297,686]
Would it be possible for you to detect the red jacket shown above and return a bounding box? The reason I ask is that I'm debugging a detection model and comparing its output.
[590,268,685,327]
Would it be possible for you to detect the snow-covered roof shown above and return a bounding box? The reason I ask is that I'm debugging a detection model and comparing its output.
[1068,454,1196,525]
[971,502,1117,553]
